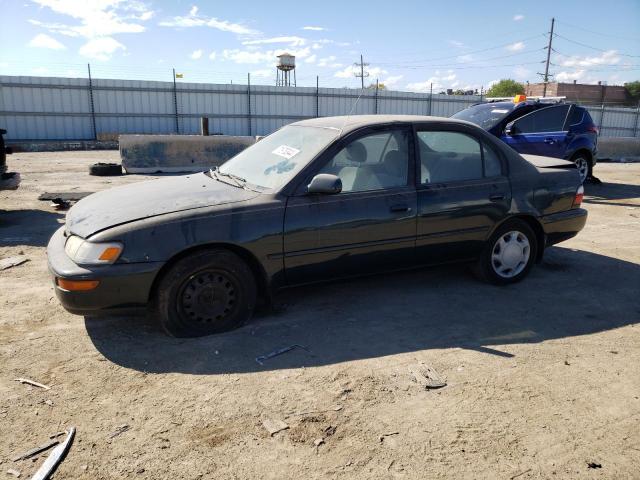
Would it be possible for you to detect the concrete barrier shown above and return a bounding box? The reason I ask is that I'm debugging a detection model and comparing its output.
[119,135,256,173]
[597,137,640,162]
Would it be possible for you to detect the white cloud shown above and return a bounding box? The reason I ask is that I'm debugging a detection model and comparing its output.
[513,14,525,21]
[209,51,217,60]
[506,42,525,52]
[159,7,258,35]
[558,50,620,68]
[28,33,66,50]
[190,49,203,60]
[251,69,273,78]
[222,46,311,65]
[302,26,325,31]
[555,70,587,82]
[449,40,465,48]
[317,55,341,68]
[29,0,153,60]
[242,36,306,47]
[381,75,403,88]
[406,70,457,92]
[79,37,125,61]
[305,54,317,63]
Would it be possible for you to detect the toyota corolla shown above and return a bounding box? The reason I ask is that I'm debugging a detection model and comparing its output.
[48,115,587,337]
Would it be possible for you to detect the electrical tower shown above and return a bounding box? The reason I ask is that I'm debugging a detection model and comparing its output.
[537,17,555,97]
[353,54,369,89]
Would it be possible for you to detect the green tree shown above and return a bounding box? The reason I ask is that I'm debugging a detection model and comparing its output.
[366,82,386,90]
[486,79,525,98]
[625,81,640,100]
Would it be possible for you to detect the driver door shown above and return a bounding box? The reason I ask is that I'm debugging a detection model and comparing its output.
[283,126,417,285]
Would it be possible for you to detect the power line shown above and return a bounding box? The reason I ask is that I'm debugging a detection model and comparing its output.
[554,19,640,43]
[379,48,545,69]
[554,33,640,58]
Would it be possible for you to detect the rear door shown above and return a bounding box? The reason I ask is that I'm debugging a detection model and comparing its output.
[501,104,571,158]
[415,125,511,263]
[283,126,417,285]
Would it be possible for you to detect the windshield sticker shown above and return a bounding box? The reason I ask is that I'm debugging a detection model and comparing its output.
[272,145,300,159]
[491,109,509,113]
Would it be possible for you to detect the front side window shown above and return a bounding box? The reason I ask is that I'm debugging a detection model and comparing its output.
[511,105,570,134]
[418,131,483,184]
[317,129,409,193]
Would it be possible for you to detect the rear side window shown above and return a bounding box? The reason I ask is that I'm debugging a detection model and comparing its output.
[512,105,570,134]
[418,131,483,184]
[483,144,502,177]
[567,106,585,126]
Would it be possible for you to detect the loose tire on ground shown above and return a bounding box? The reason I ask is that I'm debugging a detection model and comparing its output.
[152,249,257,337]
[89,162,122,176]
[473,218,538,285]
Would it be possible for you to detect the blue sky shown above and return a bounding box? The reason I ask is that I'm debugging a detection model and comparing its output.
[1,0,639,91]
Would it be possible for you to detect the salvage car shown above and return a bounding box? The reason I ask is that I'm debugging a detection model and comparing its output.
[452,97,598,183]
[48,115,587,337]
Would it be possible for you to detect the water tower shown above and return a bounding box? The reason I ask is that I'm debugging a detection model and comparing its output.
[276,53,296,87]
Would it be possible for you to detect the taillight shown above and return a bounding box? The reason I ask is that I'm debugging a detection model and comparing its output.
[573,185,584,208]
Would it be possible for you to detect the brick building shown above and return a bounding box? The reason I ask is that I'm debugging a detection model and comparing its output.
[524,81,633,105]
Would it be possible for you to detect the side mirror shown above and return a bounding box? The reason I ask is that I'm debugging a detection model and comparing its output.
[307,174,342,194]
[505,121,517,135]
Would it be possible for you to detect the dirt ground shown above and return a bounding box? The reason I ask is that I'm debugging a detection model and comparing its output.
[1,151,639,479]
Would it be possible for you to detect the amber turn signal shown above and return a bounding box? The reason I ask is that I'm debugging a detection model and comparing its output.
[56,278,100,291]
[98,246,122,262]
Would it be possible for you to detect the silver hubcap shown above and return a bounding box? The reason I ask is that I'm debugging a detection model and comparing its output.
[575,157,588,183]
[491,230,530,278]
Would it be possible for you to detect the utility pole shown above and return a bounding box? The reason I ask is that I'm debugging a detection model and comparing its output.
[542,17,555,97]
[353,54,369,89]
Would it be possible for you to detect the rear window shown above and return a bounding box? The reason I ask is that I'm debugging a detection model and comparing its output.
[452,103,515,130]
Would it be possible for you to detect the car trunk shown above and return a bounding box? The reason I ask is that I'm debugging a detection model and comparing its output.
[521,155,580,215]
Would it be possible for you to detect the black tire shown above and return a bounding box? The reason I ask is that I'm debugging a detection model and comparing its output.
[473,219,538,285]
[570,152,592,184]
[89,162,122,176]
[152,249,257,337]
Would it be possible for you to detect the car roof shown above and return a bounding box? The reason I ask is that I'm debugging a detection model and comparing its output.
[290,114,470,134]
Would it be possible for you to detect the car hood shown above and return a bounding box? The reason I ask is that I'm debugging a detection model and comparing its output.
[65,172,260,238]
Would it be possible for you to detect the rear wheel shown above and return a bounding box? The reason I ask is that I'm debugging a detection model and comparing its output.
[473,219,538,285]
[571,153,591,184]
[153,249,257,337]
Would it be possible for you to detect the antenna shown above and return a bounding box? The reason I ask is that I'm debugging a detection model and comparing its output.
[353,54,369,89]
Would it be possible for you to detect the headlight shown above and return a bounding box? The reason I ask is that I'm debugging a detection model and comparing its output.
[64,235,123,265]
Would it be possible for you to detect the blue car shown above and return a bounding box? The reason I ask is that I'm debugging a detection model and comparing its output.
[452,99,597,183]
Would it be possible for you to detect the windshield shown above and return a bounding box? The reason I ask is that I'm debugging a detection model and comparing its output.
[219,125,339,191]
[452,103,515,130]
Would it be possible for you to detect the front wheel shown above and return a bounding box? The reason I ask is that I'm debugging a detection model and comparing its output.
[473,219,538,285]
[152,249,257,337]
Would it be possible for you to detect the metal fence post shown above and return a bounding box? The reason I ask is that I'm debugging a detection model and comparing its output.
[316,76,319,118]
[634,101,640,138]
[374,78,379,114]
[598,103,605,134]
[172,68,179,134]
[247,73,252,136]
[87,63,97,141]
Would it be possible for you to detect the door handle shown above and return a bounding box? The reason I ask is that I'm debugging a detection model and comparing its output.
[489,194,505,201]
[390,204,411,213]
[544,137,556,144]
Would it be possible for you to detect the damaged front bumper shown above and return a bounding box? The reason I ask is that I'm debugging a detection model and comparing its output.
[47,226,163,315]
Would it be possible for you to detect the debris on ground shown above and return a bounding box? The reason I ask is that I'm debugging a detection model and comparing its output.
[37,192,93,202]
[14,378,51,390]
[108,424,130,439]
[313,438,324,447]
[0,256,29,271]
[261,419,289,436]
[510,468,532,479]
[12,439,59,462]
[296,405,343,416]
[587,462,602,469]
[255,344,310,365]
[49,198,71,210]
[6,468,21,478]
[408,363,447,389]
[30,427,75,480]
[48,432,65,440]
[378,431,399,443]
